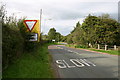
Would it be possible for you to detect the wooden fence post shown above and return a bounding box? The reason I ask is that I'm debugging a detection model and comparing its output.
[114,45,117,50]
[98,44,100,49]
[105,44,108,51]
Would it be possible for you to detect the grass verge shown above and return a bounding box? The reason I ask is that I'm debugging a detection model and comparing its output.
[66,44,119,55]
[88,48,119,55]
[3,43,55,78]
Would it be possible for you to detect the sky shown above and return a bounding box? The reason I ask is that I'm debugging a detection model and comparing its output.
[1,0,119,36]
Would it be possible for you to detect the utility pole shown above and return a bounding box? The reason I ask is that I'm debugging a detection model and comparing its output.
[40,9,42,32]
[40,9,42,40]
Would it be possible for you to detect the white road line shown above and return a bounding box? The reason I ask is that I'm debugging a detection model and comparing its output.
[68,50,73,52]
[63,49,81,55]
[73,52,79,54]
[57,46,63,49]
[57,47,80,55]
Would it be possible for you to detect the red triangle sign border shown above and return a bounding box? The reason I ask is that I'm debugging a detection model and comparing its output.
[24,20,37,32]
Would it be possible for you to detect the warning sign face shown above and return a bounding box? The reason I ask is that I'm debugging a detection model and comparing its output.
[24,20,37,32]
[24,20,40,42]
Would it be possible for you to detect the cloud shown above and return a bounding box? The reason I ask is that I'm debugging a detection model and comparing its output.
[1,0,119,35]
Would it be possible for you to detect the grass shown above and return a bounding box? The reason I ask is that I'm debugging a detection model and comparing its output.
[66,44,87,48]
[88,48,119,55]
[66,44,75,48]
[66,44,119,55]
[3,43,55,78]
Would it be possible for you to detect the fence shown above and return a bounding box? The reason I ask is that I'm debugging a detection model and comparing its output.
[96,44,120,51]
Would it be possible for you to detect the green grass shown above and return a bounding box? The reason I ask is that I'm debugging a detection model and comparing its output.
[66,44,119,55]
[88,48,119,55]
[66,44,87,48]
[66,44,75,47]
[3,43,55,78]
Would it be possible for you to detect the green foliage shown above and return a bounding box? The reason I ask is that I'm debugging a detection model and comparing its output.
[48,28,56,41]
[2,20,24,69]
[55,32,61,42]
[88,48,119,55]
[75,45,88,48]
[42,34,48,40]
[66,14,120,47]
[1,4,37,70]
[3,43,54,78]
[1,4,25,69]
[0,4,6,24]
[48,28,64,42]
[66,34,73,44]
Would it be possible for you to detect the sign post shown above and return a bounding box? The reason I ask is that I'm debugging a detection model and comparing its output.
[24,20,40,42]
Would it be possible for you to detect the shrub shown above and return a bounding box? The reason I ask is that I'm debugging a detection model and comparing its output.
[2,23,24,69]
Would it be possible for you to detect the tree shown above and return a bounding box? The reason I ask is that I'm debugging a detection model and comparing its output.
[0,4,6,24]
[82,15,101,46]
[48,28,56,41]
[55,32,61,42]
[42,34,48,40]
[66,34,73,44]
[1,4,25,69]
[66,13,120,47]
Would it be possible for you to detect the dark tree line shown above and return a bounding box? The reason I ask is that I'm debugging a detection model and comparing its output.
[66,14,120,47]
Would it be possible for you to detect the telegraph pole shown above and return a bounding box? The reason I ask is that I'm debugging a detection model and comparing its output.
[40,9,42,32]
[40,9,42,40]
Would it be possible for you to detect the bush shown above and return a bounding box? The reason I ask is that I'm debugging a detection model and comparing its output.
[2,24,24,69]
[75,45,88,48]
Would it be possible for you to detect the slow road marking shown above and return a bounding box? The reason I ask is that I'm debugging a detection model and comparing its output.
[56,59,96,68]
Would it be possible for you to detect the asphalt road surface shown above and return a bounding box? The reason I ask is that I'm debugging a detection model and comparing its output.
[48,45,118,78]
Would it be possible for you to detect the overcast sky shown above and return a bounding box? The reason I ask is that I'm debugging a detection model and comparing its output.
[1,0,119,35]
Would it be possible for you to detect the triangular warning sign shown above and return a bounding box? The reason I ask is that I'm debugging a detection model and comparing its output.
[24,20,37,32]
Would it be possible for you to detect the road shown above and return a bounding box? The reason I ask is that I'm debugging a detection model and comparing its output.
[48,45,118,78]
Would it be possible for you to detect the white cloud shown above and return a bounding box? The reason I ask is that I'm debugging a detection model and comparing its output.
[1,0,119,35]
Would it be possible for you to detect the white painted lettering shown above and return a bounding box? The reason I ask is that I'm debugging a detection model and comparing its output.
[63,60,76,68]
[82,59,96,66]
[56,60,67,68]
[79,59,91,66]
[70,59,84,67]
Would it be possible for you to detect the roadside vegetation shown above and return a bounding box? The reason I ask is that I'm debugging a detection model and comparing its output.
[66,44,119,55]
[64,14,120,55]
[45,15,120,55]
[88,48,119,55]
[43,14,120,51]
[66,14,120,47]
[3,43,54,78]
[1,4,55,78]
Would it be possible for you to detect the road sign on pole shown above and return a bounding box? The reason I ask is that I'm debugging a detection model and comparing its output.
[24,20,37,32]
[24,20,40,42]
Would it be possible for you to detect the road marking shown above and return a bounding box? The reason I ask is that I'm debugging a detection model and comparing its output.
[79,59,90,66]
[56,60,67,68]
[67,50,73,52]
[61,48,80,55]
[63,60,76,68]
[57,46,63,49]
[56,59,96,68]
[70,59,84,67]
[82,59,96,66]
[73,52,79,54]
